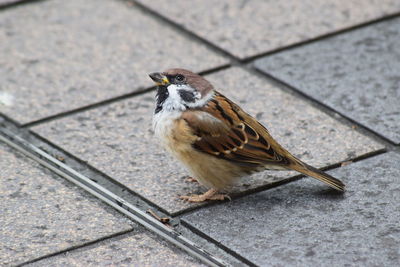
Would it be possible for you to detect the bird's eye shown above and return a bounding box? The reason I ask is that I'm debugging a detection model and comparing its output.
[175,74,185,82]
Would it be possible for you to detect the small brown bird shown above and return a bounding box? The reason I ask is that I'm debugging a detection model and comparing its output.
[149,69,345,202]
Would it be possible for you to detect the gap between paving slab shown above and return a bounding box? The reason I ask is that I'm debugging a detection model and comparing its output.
[241,12,400,63]
[0,0,44,9]
[17,230,134,266]
[21,227,206,267]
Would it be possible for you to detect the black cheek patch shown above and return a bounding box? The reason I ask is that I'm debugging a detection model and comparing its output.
[178,90,196,103]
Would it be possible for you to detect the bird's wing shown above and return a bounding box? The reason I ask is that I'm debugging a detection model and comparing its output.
[181,92,291,168]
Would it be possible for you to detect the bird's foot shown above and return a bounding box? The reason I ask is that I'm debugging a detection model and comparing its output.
[180,188,231,202]
[184,176,198,183]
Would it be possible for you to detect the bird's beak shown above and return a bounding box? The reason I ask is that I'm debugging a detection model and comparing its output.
[149,72,169,86]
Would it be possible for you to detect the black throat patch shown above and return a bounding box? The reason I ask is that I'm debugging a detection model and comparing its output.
[155,86,169,113]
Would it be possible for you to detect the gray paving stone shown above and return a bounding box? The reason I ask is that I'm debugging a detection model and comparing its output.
[0,142,132,266]
[32,67,384,214]
[136,0,400,59]
[0,0,227,124]
[255,18,400,144]
[183,152,400,266]
[27,229,204,267]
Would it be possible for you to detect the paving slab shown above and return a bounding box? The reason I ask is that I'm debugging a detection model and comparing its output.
[255,17,400,144]
[0,142,132,266]
[0,0,227,124]
[32,67,384,214]
[27,229,204,267]
[136,0,400,59]
[183,152,400,266]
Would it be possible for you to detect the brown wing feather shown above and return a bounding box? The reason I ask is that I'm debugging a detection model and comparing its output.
[181,91,345,191]
[182,92,291,169]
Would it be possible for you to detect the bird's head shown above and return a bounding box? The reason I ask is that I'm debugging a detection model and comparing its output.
[149,68,214,113]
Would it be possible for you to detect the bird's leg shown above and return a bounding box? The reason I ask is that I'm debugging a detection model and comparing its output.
[184,176,198,183]
[180,188,231,202]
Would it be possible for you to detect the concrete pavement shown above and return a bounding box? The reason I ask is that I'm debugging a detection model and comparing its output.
[1,0,399,266]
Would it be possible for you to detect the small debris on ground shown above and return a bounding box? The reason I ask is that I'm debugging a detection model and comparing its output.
[184,176,198,183]
[55,155,66,163]
[147,209,171,226]
[341,161,353,167]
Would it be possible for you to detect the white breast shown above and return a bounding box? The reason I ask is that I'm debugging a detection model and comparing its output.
[152,109,182,148]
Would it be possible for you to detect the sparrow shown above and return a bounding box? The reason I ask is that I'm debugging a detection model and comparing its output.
[149,68,345,202]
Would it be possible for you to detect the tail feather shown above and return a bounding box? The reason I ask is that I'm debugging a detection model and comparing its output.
[290,161,345,192]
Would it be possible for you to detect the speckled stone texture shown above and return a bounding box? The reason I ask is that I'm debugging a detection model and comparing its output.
[255,18,400,144]
[183,152,400,266]
[0,142,132,266]
[0,0,227,124]
[32,67,383,214]
[27,229,204,267]
[136,0,400,59]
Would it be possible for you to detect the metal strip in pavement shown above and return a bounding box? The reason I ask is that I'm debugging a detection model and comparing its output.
[0,127,228,267]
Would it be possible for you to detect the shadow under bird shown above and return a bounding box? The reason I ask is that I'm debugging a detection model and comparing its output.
[149,69,345,202]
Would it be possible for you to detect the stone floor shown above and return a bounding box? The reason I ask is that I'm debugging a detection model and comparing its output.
[1,0,399,266]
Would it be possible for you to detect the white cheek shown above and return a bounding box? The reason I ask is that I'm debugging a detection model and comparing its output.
[194,91,201,100]
[167,84,182,103]
[160,84,188,111]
